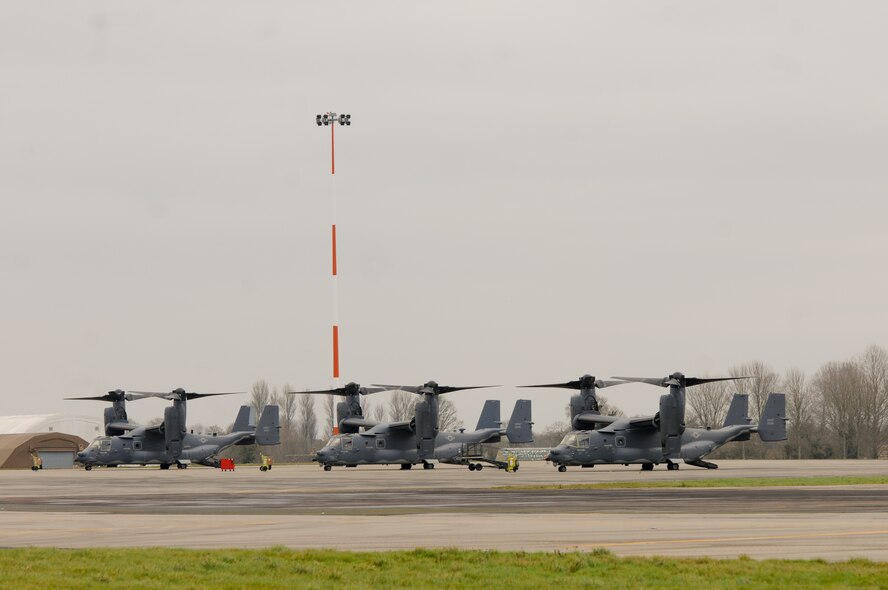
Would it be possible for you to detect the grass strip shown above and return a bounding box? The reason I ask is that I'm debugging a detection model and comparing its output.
[494,475,888,491]
[1,548,886,590]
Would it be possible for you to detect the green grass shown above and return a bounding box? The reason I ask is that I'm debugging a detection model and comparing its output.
[494,475,888,491]
[1,548,886,590]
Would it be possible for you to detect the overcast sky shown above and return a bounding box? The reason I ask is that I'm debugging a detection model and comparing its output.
[1,1,886,432]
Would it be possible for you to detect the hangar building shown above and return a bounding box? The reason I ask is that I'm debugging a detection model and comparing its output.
[0,432,88,469]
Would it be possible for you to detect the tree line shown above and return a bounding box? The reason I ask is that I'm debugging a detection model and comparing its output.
[685,345,888,459]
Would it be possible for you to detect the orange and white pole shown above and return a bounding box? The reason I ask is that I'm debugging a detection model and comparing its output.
[316,112,351,423]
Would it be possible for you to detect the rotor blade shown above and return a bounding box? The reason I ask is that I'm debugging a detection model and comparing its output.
[611,377,669,387]
[185,392,246,400]
[685,376,751,387]
[518,381,583,390]
[370,385,421,393]
[288,388,348,396]
[64,395,118,401]
[436,385,498,394]
[126,391,245,400]
[595,379,630,389]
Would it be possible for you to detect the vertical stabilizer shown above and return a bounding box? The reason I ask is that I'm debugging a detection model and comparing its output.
[506,399,534,444]
[757,393,787,441]
[475,400,501,430]
[255,405,281,445]
[723,394,751,428]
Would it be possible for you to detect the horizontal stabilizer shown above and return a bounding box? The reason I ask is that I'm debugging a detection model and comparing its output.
[476,400,501,430]
[255,405,280,445]
[757,393,787,441]
[506,399,533,444]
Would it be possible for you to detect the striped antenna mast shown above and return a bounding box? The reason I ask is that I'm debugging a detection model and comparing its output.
[316,112,351,430]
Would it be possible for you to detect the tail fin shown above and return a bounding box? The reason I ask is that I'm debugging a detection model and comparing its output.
[723,394,750,428]
[232,405,256,433]
[255,405,281,445]
[757,393,787,441]
[505,399,533,444]
[475,400,501,430]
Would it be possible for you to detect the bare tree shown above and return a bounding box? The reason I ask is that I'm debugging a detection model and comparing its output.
[321,394,336,437]
[686,378,732,428]
[857,345,888,458]
[371,402,387,422]
[782,368,812,460]
[730,361,778,421]
[437,398,462,431]
[535,421,572,448]
[271,385,298,460]
[387,390,414,422]
[251,380,271,417]
[297,394,318,451]
[814,361,863,459]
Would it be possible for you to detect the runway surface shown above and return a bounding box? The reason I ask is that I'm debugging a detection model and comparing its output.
[2,460,887,560]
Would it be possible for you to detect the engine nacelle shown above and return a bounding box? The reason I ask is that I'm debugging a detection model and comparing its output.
[336,401,360,434]
[414,399,435,459]
[164,406,183,456]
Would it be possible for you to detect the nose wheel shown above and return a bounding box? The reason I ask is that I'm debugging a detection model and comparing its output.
[323,464,332,471]
[557,465,567,473]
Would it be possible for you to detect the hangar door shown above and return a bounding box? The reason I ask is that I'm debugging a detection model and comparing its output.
[38,451,75,469]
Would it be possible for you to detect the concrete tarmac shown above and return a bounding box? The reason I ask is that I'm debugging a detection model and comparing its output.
[2,460,887,560]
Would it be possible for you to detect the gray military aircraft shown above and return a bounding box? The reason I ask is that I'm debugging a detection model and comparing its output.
[67,388,280,470]
[521,374,631,430]
[537,372,787,471]
[296,381,533,470]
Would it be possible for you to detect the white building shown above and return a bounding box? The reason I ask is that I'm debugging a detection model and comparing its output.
[0,414,103,443]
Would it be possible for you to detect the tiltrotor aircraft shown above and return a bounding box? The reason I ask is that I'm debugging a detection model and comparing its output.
[533,372,787,471]
[294,381,533,471]
[67,388,280,470]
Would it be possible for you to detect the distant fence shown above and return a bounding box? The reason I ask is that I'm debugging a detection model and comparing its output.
[496,448,551,461]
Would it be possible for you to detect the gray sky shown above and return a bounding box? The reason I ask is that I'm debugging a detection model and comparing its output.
[1,1,887,431]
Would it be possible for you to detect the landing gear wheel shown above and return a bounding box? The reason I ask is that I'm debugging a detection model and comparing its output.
[400,464,412,470]
[667,462,679,471]
[160,464,171,470]
[260,466,268,472]
[474,464,483,471]
[641,463,654,471]
[468,463,476,471]
[423,462,434,470]
[84,464,92,471]
[558,465,567,473]
[323,464,332,472]
[176,463,187,469]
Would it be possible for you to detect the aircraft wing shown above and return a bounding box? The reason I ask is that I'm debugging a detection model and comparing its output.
[573,413,621,427]
[341,417,380,429]
[144,423,163,434]
[625,416,657,431]
[106,421,139,432]
[386,420,413,431]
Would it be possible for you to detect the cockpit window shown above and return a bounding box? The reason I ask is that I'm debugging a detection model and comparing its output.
[324,437,342,448]
[560,433,578,447]
[86,439,101,451]
[577,433,591,449]
[99,438,112,452]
